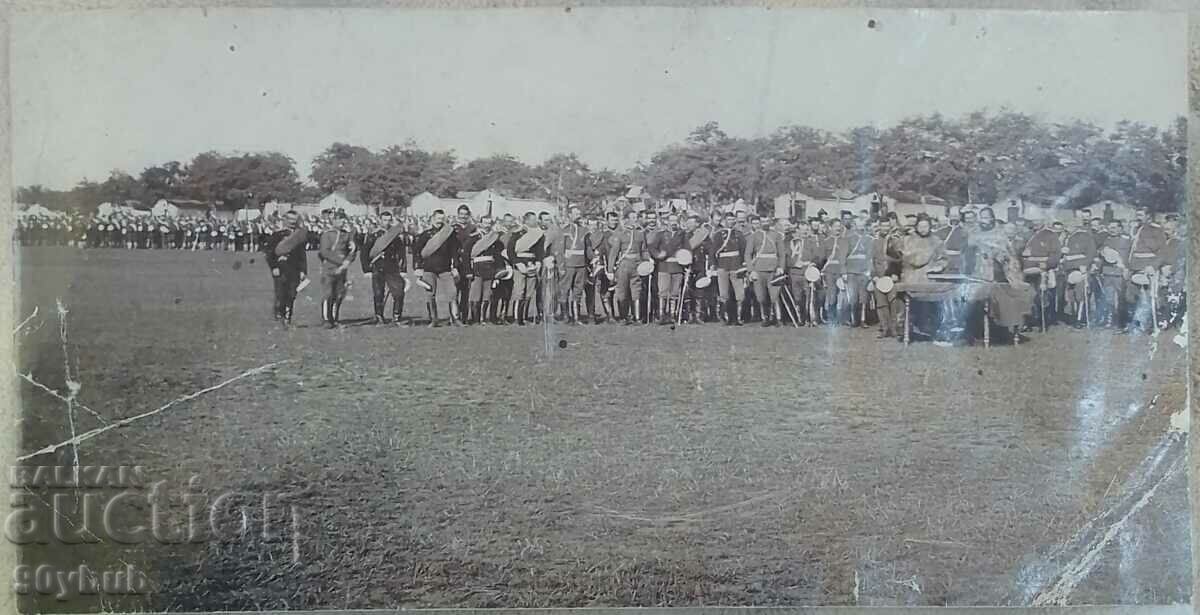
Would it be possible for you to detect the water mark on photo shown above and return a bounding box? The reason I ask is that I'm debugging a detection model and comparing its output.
[12,563,150,601]
[9,468,305,563]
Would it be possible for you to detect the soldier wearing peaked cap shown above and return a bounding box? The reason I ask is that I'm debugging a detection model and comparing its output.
[842,217,873,327]
[871,217,903,338]
[413,209,463,327]
[505,212,548,326]
[607,209,648,325]
[453,204,476,321]
[266,210,309,326]
[744,215,785,326]
[648,212,688,324]
[821,218,851,325]
[1020,220,1061,330]
[362,210,411,326]
[934,213,968,275]
[1059,216,1097,328]
[1120,207,1167,334]
[785,221,823,326]
[318,211,358,329]
[585,215,613,324]
[1097,219,1130,328]
[709,211,747,326]
[679,214,710,324]
[1159,215,1185,327]
[556,205,593,325]
[462,214,508,325]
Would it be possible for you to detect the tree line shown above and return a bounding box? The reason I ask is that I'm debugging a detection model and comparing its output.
[16,109,1187,215]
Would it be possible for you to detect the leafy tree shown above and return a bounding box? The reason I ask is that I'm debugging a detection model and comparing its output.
[455,154,535,197]
[310,143,375,196]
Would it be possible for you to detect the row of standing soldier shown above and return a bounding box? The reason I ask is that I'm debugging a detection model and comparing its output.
[259,202,1184,338]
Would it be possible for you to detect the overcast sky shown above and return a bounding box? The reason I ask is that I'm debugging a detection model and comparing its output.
[12,8,1187,189]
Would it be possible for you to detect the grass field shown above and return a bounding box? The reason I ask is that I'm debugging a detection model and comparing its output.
[15,247,1191,611]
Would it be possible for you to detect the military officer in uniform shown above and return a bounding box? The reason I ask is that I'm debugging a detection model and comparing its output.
[588,214,616,324]
[453,204,476,321]
[822,218,850,326]
[1060,216,1098,327]
[709,211,746,326]
[607,209,648,325]
[1097,220,1131,328]
[935,211,968,275]
[1020,220,1062,330]
[843,217,873,327]
[463,215,508,325]
[743,215,785,326]
[266,210,309,326]
[1160,215,1185,327]
[871,217,903,338]
[681,214,710,324]
[537,210,560,323]
[317,212,357,329]
[785,220,822,325]
[413,209,463,327]
[494,213,519,323]
[556,205,592,324]
[362,210,410,326]
[1122,208,1167,334]
[506,212,547,326]
[649,212,688,324]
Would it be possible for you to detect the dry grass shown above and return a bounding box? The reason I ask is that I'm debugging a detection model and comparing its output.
[15,247,1191,611]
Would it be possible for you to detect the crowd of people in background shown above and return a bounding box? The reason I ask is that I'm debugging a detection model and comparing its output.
[17,211,434,252]
[248,201,1185,346]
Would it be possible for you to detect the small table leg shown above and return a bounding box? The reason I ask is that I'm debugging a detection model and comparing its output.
[904,295,911,346]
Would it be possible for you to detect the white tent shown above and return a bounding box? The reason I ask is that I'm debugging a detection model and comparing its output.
[151,199,179,218]
[318,192,371,217]
[233,208,262,222]
[96,202,115,217]
[408,192,463,218]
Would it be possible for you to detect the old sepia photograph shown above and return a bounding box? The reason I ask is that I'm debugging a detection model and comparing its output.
[8,6,1191,612]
